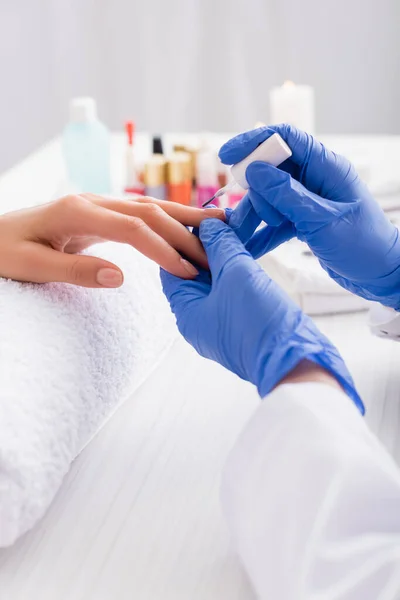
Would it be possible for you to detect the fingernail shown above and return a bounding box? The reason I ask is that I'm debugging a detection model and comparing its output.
[204,207,225,220]
[181,259,199,277]
[96,268,123,287]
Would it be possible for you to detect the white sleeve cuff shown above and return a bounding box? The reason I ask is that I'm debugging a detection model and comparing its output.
[369,303,400,340]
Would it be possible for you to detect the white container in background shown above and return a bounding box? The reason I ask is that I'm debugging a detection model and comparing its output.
[269,81,315,134]
[62,97,111,194]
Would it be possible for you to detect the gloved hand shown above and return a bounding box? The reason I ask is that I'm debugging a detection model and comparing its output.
[161,218,363,414]
[221,125,400,310]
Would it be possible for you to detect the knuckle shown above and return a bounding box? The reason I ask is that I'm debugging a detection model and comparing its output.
[283,123,295,136]
[57,194,83,214]
[65,257,83,283]
[126,215,147,233]
[141,203,163,219]
[344,161,360,187]
[283,123,300,141]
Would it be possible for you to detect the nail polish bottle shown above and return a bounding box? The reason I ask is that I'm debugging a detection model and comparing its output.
[196,149,219,208]
[124,120,144,195]
[227,190,245,208]
[144,155,167,200]
[224,171,245,207]
[173,144,197,186]
[152,135,164,155]
[218,165,228,189]
[167,152,192,205]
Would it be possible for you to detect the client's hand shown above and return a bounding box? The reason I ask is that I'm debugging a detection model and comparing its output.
[0,194,224,287]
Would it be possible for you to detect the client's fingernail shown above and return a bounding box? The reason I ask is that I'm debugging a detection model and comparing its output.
[96,268,123,287]
[204,207,225,220]
[181,259,199,277]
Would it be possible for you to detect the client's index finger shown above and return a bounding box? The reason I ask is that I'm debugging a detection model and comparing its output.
[133,196,226,227]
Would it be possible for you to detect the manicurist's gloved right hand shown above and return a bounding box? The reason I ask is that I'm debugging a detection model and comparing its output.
[161,218,364,414]
[221,125,400,310]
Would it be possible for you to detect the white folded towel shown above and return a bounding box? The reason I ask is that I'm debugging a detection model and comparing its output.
[0,242,177,547]
[258,239,369,315]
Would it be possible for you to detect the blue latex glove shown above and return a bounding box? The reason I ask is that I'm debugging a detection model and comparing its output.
[221,125,400,310]
[161,218,363,414]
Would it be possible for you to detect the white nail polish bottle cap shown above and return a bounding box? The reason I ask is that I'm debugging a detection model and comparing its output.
[230,133,292,190]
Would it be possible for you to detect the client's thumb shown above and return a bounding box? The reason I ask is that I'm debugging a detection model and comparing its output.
[35,246,124,288]
[64,255,123,288]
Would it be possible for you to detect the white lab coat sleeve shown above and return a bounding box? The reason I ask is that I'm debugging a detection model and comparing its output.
[221,382,400,600]
[369,304,400,340]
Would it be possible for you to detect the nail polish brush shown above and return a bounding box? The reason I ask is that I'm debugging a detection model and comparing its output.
[202,133,292,207]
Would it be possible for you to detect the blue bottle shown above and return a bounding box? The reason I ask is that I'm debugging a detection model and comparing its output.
[62,97,111,194]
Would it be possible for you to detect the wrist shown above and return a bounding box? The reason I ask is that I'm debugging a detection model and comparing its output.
[255,317,364,414]
[276,359,344,392]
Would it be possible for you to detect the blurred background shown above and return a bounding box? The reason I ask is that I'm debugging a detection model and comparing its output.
[0,0,399,174]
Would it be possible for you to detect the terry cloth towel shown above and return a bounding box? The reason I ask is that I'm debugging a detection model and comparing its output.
[0,242,177,547]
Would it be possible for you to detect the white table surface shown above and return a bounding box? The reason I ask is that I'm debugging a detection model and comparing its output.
[1,134,400,600]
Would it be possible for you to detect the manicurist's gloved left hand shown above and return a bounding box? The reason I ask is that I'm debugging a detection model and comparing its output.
[161,218,364,413]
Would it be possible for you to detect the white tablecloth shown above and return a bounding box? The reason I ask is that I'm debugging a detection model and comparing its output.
[1,134,400,600]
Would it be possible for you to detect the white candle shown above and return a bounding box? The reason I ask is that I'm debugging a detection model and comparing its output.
[269,81,315,133]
